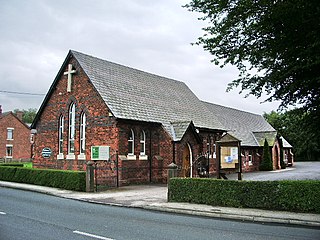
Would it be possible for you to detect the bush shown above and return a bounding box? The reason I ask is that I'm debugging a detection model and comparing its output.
[168,178,320,213]
[260,139,273,171]
[0,166,86,192]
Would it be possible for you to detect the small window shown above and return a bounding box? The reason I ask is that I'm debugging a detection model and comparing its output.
[140,130,146,155]
[80,112,86,154]
[68,103,76,154]
[128,129,134,155]
[58,115,64,154]
[248,154,253,165]
[7,128,14,140]
[6,145,13,158]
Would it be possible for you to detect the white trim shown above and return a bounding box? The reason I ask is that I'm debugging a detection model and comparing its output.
[66,154,75,160]
[78,154,86,160]
[187,143,193,178]
[139,155,148,160]
[57,153,64,160]
[126,155,137,160]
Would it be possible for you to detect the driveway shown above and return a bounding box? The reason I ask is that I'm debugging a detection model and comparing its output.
[228,161,320,181]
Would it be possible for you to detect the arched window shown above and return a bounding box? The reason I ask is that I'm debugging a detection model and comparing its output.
[58,115,64,154]
[128,129,134,155]
[80,112,86,155]
[68,103,76,154]
[140,130,146,155]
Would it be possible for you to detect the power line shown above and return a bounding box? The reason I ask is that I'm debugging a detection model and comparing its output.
[0,90,45,96]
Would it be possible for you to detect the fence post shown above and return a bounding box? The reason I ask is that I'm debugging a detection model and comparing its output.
[167,162,178,181]
[86,161,94,192]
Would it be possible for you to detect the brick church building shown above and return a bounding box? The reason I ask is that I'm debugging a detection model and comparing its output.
[31,50,293,187]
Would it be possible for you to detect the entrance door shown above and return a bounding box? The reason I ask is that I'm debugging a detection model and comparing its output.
[182,143,192,178]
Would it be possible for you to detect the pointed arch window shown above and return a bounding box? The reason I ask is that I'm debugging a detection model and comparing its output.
[128,129,134,155]
[58,115,64,155]
[68,103,76,155]
[80,112,86,155]
[140,130,146,155]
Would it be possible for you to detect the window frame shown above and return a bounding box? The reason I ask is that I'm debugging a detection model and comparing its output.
[6,144,13,158]
[128,129,134,156]
[79,112,86,155]
[140,130,146,156]
[7,128,14,140]
[58,115,64,155]
[68,103,76,155]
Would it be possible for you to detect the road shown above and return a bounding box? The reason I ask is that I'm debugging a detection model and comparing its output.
[1,188,319,240]
[229,161,320,181]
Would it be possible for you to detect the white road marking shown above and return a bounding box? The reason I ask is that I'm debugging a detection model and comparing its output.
[0,212,6,215]
[73,230,114,240]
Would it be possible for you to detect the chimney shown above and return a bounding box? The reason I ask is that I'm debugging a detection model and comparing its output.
[0,105,2,117]
[16,111,23,121]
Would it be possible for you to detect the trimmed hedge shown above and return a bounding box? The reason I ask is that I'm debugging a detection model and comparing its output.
[168,178,320,213]
[0,166,86,192]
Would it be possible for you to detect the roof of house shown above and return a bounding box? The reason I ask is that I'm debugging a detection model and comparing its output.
[202,101,287,147]
[0,111,30,129]
[70,50,225,139]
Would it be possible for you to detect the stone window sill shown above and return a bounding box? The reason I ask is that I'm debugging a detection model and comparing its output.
[57,154,64,160]
[66,154,75,160]
[139,155,148,160]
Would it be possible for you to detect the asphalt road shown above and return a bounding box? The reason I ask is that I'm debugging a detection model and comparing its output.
[1,188,319,240]
[229,161,320,181]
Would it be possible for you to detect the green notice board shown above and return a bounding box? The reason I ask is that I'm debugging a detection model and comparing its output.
[91,146,110,160]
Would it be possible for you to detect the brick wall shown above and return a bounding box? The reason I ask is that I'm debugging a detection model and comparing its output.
[33,56,118,173]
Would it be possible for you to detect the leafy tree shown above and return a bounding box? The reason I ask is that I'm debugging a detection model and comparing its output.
[14,108,37,124]
[260,139,273,171]
[264,109,320,161]
[184,0,320,119]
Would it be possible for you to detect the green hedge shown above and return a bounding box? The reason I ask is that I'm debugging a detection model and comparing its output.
[0,166,86,192]
[168,178,320,213]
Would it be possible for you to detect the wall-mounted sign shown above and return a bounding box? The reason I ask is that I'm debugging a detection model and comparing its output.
[42,148,52,158]
[91,146,110,160]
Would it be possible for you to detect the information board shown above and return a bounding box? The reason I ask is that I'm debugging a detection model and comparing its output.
[91,146,110,160]
[220,146,239,169]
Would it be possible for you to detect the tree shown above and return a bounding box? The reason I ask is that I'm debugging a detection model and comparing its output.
[184,0,320,117]
[260,139,273,171]
[14,108,37,124]
[264,109,320,161]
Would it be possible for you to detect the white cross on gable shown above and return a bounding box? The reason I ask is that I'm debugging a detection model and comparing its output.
[64,64,76,92]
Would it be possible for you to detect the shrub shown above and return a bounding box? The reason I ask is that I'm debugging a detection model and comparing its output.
[0,166,86,192]
[260,139,273,171]
[168,178,320,213]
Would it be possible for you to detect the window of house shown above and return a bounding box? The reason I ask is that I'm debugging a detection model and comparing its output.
[7,128,14,140]
[68,103,76,154]
[128,129,134,155]
[80,112,86,155]
[58,115,64,155]
[140,130,146,155]
[6,145,13,158]
[248,154,253,165]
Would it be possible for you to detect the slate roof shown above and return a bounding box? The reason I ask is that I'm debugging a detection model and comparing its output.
[203,101,278,146]
[71,50,225,139]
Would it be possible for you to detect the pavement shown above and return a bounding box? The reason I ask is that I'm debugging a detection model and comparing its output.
[1,180,320,228]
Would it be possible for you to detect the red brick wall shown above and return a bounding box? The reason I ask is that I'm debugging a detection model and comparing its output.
[0,113,31,161]
[241,147,262,172]
[33,56,118,173]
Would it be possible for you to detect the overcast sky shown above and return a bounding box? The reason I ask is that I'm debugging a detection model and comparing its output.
[0,0,280,115]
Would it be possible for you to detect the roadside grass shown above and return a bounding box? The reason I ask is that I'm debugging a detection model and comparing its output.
[0,162,33,168]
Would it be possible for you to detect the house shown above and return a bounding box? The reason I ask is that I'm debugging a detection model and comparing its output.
[0,106,32,162]
[31,50,293,187]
